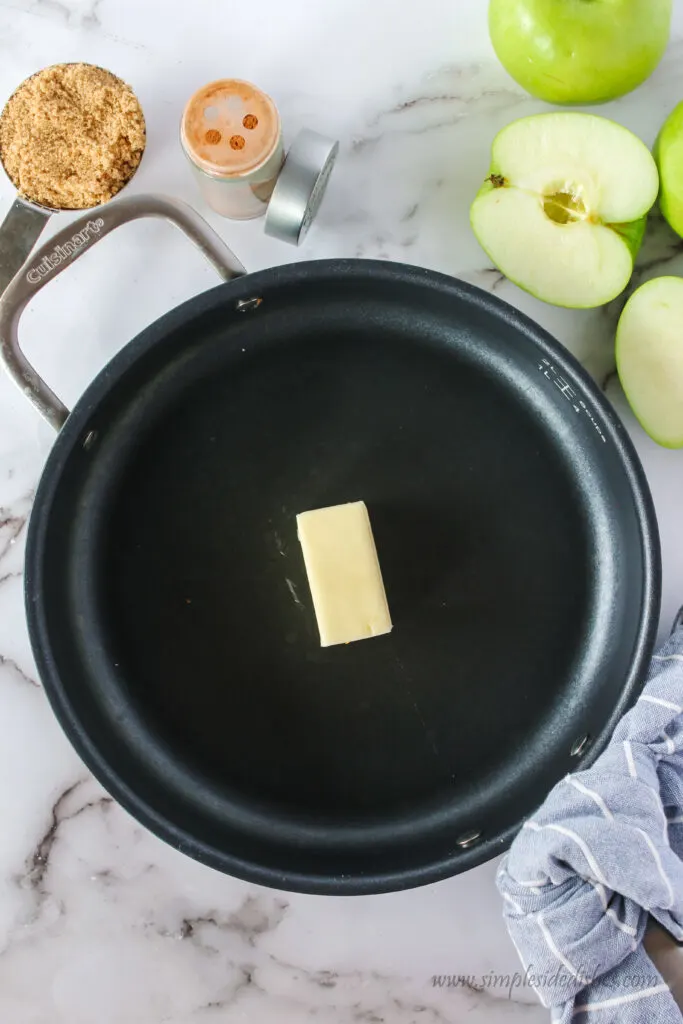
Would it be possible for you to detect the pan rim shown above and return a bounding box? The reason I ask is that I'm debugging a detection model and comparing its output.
[24,258,661,893]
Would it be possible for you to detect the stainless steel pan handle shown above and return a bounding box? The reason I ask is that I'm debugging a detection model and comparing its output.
[0,193,246,431]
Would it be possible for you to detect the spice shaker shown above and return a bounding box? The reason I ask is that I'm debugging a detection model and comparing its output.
[181,78,339,242]
[180,79,284,220]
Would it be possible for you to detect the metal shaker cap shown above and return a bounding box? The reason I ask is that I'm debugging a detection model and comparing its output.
[264,129,338,245]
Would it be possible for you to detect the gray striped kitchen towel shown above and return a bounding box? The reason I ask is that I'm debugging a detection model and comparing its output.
[497,616,683,1022]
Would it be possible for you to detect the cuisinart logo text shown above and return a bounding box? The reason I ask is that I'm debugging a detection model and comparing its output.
[26,217,105,284]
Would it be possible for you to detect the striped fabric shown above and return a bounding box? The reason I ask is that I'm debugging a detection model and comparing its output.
[497,619,683,1023]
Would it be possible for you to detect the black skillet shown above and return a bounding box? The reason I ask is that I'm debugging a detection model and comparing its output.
[0,194,660,894]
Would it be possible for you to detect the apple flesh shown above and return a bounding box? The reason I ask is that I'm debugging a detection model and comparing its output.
[489,0,673,105]
[470,113,659,309]
[616,277,683,449]
[654,101,683,239]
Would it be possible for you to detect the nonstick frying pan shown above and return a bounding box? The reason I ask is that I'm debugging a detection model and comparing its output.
[0,194,660,894]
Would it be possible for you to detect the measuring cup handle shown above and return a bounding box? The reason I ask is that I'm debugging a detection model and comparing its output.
[0,193,246,431]
[0,199,52,296]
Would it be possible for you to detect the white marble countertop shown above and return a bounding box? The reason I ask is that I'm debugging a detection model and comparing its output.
[0,2,682,1021]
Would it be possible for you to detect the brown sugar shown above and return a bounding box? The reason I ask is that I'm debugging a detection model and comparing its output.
[0,62,146,210]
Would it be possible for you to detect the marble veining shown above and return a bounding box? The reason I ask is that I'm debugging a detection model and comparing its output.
[0,0,682,1020]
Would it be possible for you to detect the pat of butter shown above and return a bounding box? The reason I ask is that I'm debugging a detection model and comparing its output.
[296,501,393,647]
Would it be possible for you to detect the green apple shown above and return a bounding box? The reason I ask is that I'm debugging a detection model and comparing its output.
[616,276,683,448]
[489,0,673,105]
[654,101,683,238]
[470,113,659,309]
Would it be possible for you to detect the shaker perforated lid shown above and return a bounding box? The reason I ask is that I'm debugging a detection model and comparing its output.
[264,129,339,245]
[180,79,281,179]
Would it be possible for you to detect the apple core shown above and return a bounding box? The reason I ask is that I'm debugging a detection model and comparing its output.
[542,190,588,225]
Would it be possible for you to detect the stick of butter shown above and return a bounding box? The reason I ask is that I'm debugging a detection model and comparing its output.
[296,501,393,647]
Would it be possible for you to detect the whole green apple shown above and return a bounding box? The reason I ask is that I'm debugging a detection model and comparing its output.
[654,101,683,238]
[489,0,673,105]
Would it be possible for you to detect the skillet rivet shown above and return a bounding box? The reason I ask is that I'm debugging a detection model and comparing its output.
[82,430,98,451]
[456,830,482,849]
[235,297,262,313]
[571,734,591,758]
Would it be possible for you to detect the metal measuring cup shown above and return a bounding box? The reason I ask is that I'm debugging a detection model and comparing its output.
[0,63,145,295]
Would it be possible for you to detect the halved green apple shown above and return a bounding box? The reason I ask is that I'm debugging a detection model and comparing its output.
[616,276,683,449]
[470,113,659,309]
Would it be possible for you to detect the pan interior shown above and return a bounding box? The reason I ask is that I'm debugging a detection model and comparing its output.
[31,265,654,889]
